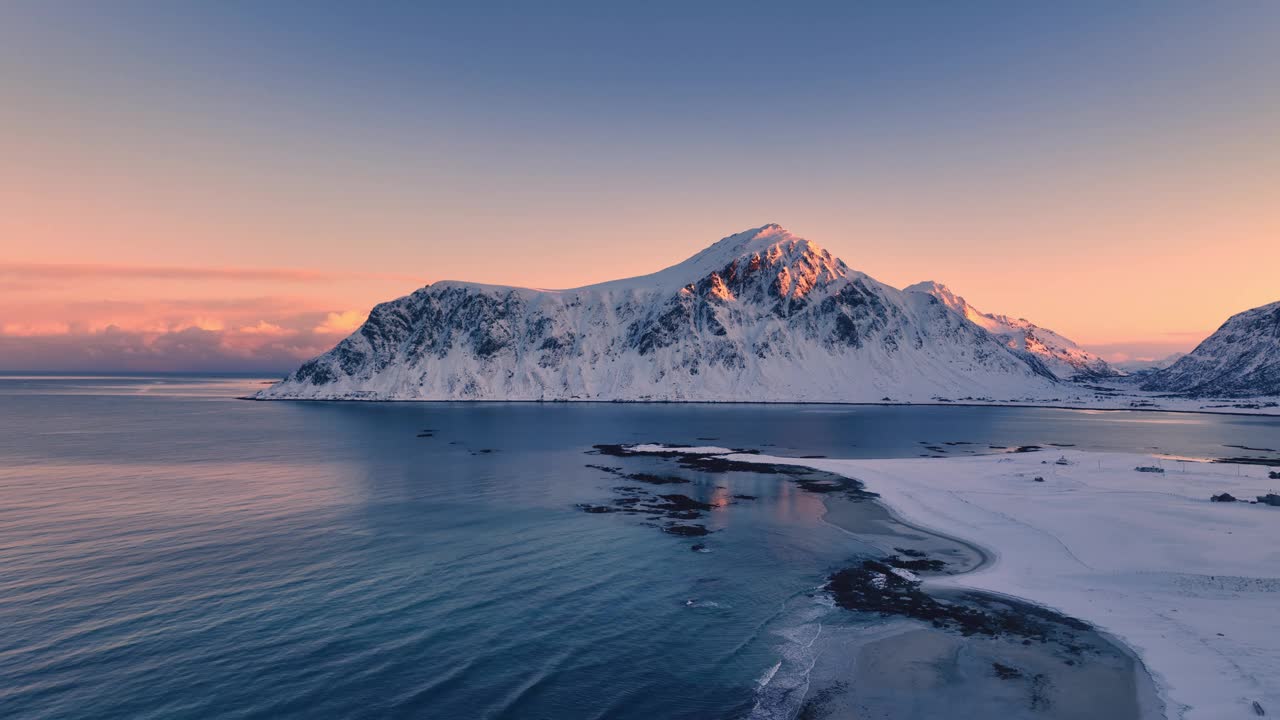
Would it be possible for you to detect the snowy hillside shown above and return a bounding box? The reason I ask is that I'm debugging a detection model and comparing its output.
[258,225,1062,401]
[1142,300,1280,397]
[904,281,1120,380]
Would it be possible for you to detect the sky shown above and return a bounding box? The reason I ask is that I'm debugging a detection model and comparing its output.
[2,1,1277,372]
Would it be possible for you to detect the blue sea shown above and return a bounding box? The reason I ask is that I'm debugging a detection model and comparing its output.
[2,375,1277,719]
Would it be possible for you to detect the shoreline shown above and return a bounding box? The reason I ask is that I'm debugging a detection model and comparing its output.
[740,449,1279,719]
[809,492,1166,720]
[243,395,1280,418]
[611,443,1172,719]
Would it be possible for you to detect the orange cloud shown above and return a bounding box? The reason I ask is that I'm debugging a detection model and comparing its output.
[314,310,367,335]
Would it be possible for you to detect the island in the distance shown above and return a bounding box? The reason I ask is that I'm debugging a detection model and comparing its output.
[257,224,1279,413]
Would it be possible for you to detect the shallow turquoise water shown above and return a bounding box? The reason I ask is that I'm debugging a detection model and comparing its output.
[1,376,1276,719]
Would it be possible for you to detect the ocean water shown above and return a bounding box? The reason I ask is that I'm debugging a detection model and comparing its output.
[1,375,1277,719]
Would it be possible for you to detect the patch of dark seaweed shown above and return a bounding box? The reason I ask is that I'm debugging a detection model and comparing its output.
[827,558,1090,643]
[663,523,710,537]
[626,472,691,485]
[886,555,947,572]
[653,494,715,512]
[587,464,626,476]
[992,662,1023,680]
[673,454,878,500]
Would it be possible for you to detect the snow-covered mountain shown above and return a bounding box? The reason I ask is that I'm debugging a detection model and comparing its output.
[258,225,1062,402]
[903,281,1120,380]
[1141,301,1280,397]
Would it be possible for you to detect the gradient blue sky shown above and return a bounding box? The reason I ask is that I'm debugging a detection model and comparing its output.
[2,1,1277,370]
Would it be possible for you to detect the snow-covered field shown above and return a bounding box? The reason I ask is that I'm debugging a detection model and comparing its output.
[909,384,1280,417]
[724,449,1280,719]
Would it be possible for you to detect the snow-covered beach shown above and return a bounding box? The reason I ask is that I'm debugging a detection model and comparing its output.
[739,449,1279,719]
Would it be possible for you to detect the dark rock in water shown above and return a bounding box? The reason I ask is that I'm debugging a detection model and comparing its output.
[587,464,625,475]
[576,504,616,514]
[733,494,758,500]
[416,432,434,438]
[1210,493,1238,503]
[992,662,1022,680]
[690,543,708,552]
[663,524,709,537]
[1033,476,1045,482]
[795,478,845,493]
[827,558,1089,639]
[627,472,691,485]
[1257,494,1280,507]
[1215,456,1280,466]
[894,547,927,558]
[653,494,715,512]
[1253,699,1265,716]
[886,555,947,572]
[799,454,827,458]
[1134,465,1165,474]
[1013,445,1041,453]
[1226,444,1279,453]
[1270,471,1280,480]
[664,509,702,520]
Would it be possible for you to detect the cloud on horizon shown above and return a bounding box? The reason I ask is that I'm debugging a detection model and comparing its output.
[0,262,420,285]
[0,317,364,373]
[0,262,400,373]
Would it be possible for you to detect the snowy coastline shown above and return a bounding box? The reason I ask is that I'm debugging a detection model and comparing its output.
[736,449,1279,719]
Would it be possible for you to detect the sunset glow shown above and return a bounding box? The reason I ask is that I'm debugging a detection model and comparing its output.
[2,2,1277,371]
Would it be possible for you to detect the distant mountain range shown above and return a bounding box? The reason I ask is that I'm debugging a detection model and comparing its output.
[1113,353,1185,374]
[258,225,1276,402]
[1141,301,1280,397]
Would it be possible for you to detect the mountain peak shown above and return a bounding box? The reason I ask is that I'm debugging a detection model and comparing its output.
[904,281,967,314]
[906,279,1120,380]
[1142,300,1280,396]
[584,224,839,294]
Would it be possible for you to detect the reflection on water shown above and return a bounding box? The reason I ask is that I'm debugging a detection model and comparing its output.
[1,375,1277,719]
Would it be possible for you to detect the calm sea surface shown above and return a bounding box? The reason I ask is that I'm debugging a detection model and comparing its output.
[1,376,1277,719]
